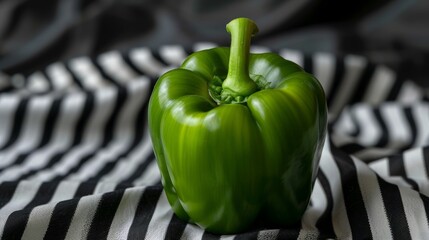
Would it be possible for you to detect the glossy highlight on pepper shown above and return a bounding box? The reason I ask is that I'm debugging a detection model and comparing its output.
[148,17,328,234]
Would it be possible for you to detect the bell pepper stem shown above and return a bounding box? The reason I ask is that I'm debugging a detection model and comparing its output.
[221,18,259,99]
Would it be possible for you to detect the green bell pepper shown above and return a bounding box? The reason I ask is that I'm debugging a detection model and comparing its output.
[148,17,327,234]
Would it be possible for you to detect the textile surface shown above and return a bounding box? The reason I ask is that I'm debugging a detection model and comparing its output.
[0,43,428,239]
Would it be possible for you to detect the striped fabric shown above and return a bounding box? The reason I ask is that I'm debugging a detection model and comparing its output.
[0,43,428,240]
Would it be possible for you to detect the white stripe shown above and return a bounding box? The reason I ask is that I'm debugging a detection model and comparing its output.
[279,49,303,67]
[297,229,319,240]
[98,51,138,84]
[219,235,235,240]
[353,156,393,240]
[107,187,145,240]
[27,72,50,92]
[330,131,356,147]
[129,47,171,77]
[69,57,110,89]
[0,94,20,147]
[313,52,335,97]
[397,80,423,103]
[413,104,429,147]
[132,158,161,186]
[160,45,188,66]
[50,181,81,201]
[67,80,148,181]
[0,95,53,177]
[0,181,43,238]
[319,139,352,239]
[1,93,84,181]
[64,194,102,240]
[399,187,429,239]
[363,65,396,104]
[300,179,326,232]
[93,181,118,194]
[380,104,412,148]
[403,148,427,179]
[257,229,279,240]
[193,42,217,52]
[330,55,366,116]
[250,46,270,53]
[333,107,357,136]
[353,105,382,146]
[144,191,174,240]
[46,63,76,90]
[369,158,389,177]
[179,224,205,240]
[28,87,117,181]
[21,181,80,240]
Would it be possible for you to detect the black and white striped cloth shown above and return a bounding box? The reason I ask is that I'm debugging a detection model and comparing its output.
[0,42,428,240]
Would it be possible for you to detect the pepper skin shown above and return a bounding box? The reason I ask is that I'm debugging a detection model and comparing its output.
[148,18,327,234]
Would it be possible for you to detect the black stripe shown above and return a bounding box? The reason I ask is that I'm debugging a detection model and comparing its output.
[0,98,29,150]
[377,176,412,240]
[184,46,194,56]
[338,143,365,154]
[201,231,220,240]
[303,54,313,74]
[164,214,188,240]
[423,147,429,179]
[329,142,372,239]
[385,73,405,101]
[2,181,60,240]
[127,186,162,240]
[101,86,127,147]
[402,107,417,150]
[74,181,98,198]
[349,62,376,104]
[0,181,19,209]
[326,56,345,107]
[64,62,84,89]
[71,91,95,146]
[276,229,300,239]
[388,154,406,176]
[40,70,54,91]
[44,198,80,240]
[151,49,169,67]
[420,193,429,232]
[373,108,389,148]
[87,189,126,240]
[388,154,419,190]
[37,97,62,147]
[315,170,335,238]
[234,231,259,240]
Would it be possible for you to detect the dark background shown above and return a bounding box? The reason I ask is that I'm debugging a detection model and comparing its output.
[0,0,428,86]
